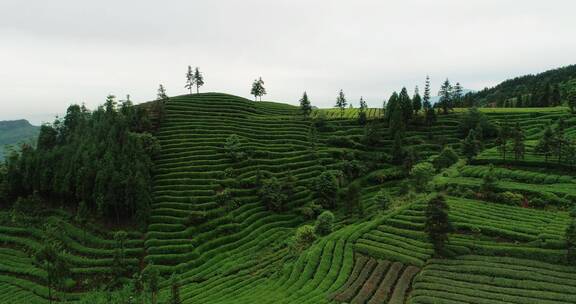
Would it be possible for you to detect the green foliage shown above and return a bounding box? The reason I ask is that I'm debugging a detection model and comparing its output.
[432,147,459,171]
[250,77,266,101]
[457,107,497,138]
[480,164,499,195]
[497,191,524,206]
[299,91,312,116]
[314,211,334,236]
[412,87,422,115]
[224,134,246,162]
[215,188,238,211]
[566,220,576,264]
[312,171,339,209]
[461,129,480,161]
[535,126,555,162]
[424,194,453,257]
[34,242,70,302]
[410,162,434,192]
[344,183,362,216]
[335,90,348,118]
[143,263,159,304]
[358,96,368,125]
[438,79,453,114]
[372,189,392,211]
[258,177,288,212]
[293,225,316,251]
[398,87,413,124]
[169,273,181,304]
[4,98,156,225]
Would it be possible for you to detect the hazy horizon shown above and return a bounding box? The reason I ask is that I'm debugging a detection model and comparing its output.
[2,0,576,125]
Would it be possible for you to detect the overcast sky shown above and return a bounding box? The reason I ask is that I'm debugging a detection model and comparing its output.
[1,0,575,125]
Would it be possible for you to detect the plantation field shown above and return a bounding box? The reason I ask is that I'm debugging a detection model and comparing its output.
[1,93,575,303]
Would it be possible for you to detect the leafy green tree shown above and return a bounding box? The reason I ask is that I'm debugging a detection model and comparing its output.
[75,201,90,244]
[34,243,70,304]
[566,219,576,264]
[425,194,453,257]
[313,171,339,209]
[461,129,480,162]
[335,90,348,119]
[345,183,362,216]
[480,164,498,195]
[315,211,334,235]
[551,84,561,106]
[412,86,422,115]
[193,67,204,94]
[457,107,497,138]
[403,147,419,173]
[185,65,194,94]
[250,77,266,101]
[299,91,312,117]
[372,189,391,211]
[358,96,368,125]
[433,147,459,171]
[293,225,316,251]
[512,122,525,160]
[224,134,246,162]
[568,90,576,114]
[157,84,168,100]
[259,177,288,211]
[496,122,512,160]
[143,263,159,304]
[169,273,182,304]
[112,230,129,282]
[438,79,453,114]
[391,132,405,164]
[411,162,434,192]
[535,126,555,162]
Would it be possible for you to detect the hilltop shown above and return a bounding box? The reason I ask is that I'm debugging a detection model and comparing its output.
[0,119,39,160]
[0,92,575,303]
[469,64,576,107]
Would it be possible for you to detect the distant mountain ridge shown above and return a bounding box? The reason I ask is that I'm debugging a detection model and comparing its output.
[0,119,39,160]
[469,64,576,107]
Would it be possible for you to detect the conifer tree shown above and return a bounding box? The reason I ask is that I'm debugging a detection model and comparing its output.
[425,194,453,257]
[551,84,561,107]
[299,91,312,117]
[193,67,204,94]
[335,90,347,119]
[423,75,432,110]
[358,96,368,125]
[157,84,168,100]
[438,79,453,114]
[461,129,479,162]
[496,122,511,160]
[399,87,413,124]
[389,100,405,138]
[412,86,422,115]
[452,82,463,107]
[185,65,194,94]
[385,92,399,124]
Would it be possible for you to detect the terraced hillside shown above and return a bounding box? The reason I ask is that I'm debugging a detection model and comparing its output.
[1,93,576,304]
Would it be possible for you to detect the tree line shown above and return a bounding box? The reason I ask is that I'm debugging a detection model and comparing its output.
[2,95,162,225]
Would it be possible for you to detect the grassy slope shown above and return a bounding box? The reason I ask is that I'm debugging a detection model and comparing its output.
[1,94,576,303]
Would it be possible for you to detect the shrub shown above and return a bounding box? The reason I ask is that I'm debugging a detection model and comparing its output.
[432,147,459,170]
[410,162,434,192]
[372,189,392,211]
[258,177,287,212]
[224,134,246,162]
[215,189,238,211]
[315,211,334,236]
[186,211,207,225]
[312,171,339,209]
[498,191,524,206]
[293,225,316,251]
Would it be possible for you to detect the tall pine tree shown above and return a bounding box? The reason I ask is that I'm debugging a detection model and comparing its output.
[335,90,348,119]
[299,91,312,117]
